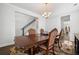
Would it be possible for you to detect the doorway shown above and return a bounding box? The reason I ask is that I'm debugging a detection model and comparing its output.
[61,15,70,40]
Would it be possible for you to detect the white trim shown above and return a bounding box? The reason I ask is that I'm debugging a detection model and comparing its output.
[0,41,14,47]
[7,3,41,17]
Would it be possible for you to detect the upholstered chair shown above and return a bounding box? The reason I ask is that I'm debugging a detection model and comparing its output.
[28,28,36,41]
[40,28,44,36]
[55,29,64,49]
[39,28,58,54]
[28,28,37,54]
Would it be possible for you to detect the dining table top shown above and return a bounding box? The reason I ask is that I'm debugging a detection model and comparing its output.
[14,34,49,49]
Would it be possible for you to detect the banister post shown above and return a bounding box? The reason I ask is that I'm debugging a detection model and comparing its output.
[22,28,24,36]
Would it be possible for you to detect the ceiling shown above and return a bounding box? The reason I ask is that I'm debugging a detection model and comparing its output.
[11,3,79,15]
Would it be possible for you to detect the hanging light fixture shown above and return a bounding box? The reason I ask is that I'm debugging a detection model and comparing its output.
[42,3,52,19]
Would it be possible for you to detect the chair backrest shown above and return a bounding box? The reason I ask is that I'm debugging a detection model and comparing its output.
[59,29,64,40]
[28,28,36,34]
[40,28,44,35]
[28,28,36,40]
[48,28,58,48]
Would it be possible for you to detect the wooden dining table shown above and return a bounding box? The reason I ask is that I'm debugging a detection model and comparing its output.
[14,34,49,55]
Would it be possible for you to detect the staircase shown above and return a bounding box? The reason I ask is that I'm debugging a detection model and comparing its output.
[21,19,36,36]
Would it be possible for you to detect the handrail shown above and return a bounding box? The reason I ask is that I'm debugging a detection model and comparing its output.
[22,19,36,30]
[22,19,36,36]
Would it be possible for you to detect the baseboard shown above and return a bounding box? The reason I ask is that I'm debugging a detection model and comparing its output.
[0,41,14,48]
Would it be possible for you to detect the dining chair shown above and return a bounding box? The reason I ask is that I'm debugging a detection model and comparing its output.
[55,29,64,49]
[39,28,58,54]
[28,28,36,41]
[39,29,48,45]
[28,28,37,54]
[40,28,44,36]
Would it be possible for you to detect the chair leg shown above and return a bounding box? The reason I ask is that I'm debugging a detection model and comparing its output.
[52,47,56,55]
[30,47,33,55]
[58,39,60,49]
[46,50,49,55]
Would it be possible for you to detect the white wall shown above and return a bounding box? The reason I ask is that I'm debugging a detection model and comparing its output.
[0,3,40,47]
[38,17,46,33]
[0,4,15,47]
[69,10,79,41]
[46,15,61,33]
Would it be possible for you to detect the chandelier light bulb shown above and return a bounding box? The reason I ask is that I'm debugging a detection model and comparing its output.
[42,3,52,19]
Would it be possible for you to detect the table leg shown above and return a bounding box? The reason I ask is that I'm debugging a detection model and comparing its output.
[30,47,33,55]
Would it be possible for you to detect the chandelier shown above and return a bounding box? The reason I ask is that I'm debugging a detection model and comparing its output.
[42,3,52,19]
